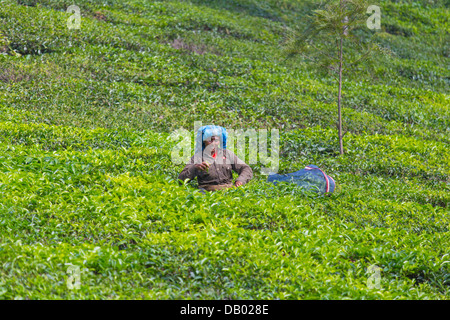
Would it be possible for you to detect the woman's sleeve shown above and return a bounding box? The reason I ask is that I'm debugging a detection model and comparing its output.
[228,151,253,185]
[177,155,198,184]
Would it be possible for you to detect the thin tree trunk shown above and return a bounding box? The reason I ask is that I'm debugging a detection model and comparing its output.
[338,37,344,155]
[338,0,345,155]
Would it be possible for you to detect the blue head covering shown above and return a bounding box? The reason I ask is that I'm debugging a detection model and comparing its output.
[195,125,228,154]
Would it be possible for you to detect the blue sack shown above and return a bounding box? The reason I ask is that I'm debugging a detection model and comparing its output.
[267,165,336,194]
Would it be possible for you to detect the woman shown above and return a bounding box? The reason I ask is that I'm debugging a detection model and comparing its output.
[178,125,253,192]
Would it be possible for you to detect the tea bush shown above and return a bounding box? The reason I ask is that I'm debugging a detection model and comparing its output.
[0,0,448,299]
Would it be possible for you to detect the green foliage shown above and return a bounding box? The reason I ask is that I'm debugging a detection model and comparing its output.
[0,0,448,299]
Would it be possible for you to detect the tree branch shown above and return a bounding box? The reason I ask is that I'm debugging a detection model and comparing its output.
[346,49,373,69]
[308,42,339,61]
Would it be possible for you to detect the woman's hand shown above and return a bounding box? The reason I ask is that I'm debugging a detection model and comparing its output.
[195,161,210,172]
[235,181,243,187]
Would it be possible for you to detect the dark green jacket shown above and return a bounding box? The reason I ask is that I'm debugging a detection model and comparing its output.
[178,148,253,188]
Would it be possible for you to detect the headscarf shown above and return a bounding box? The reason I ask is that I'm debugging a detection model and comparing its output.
[195,125,228,154]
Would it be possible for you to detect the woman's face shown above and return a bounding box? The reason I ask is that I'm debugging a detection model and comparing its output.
[204,135,220,150]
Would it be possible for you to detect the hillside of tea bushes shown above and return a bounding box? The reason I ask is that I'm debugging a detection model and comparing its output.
[0,0,449,299]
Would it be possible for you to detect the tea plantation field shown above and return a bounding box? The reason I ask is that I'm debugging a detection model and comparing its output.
[0,0,449,299]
